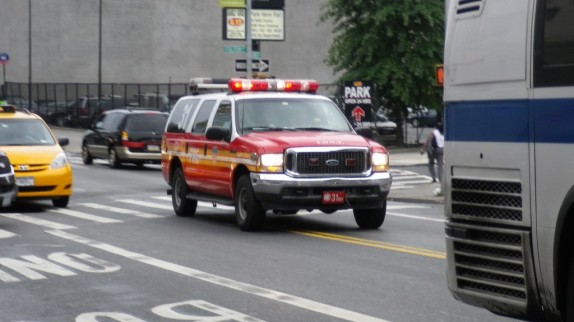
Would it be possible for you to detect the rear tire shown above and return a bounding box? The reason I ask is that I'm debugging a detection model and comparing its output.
[82,143,93,165]
[108,147,121,168]
[52,196,69,208]
[235,175,265,231]
[566,255,574,322]
[171,167,197,217]
[353,201,387,229]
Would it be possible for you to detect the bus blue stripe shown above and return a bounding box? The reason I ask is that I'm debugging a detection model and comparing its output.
[445,99,574,143]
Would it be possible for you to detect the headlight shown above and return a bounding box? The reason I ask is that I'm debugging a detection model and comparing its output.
[50,153,69,169]
[256,153,283,173]
[372,152,389,172]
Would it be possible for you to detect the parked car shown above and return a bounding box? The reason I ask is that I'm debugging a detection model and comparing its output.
[0,149,17,208]
[407,108,438,128]
[36,100,76,126]
[375,114,397,136]
[0,104,72,207]
[61,96,124,128]
[81,108,169,168]
[5,96,39,113]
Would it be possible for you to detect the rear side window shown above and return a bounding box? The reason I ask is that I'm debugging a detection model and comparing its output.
[126,114,168,132]
[166,98,200,133]
[99,112,125,131]
[191,100,216,134]
[212,101,232,130]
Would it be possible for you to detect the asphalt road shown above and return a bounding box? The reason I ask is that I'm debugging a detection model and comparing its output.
[0,154,521,322]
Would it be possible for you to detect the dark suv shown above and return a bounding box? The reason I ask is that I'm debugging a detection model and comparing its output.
[81,109,169,168]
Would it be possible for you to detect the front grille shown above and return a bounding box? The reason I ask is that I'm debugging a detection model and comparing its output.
[451,178,523,223]
[0,155,11,175]
[285,147,369,176]
[446,224,529,303]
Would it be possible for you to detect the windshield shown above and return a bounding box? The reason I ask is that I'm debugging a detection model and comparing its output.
[236,98,352,134]
[0,119,56,146]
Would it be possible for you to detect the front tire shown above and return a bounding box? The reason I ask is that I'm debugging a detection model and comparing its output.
[108,147,121,168]
[82,143,93,165]
[566,255,574,322]
[235,175,265,231]
[171,167,197,217]
[353,201,387,229]
[52,196,69,208]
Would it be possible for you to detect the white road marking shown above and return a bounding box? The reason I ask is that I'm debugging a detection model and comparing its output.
[46,230,390,322]
[78,203,163,219]
[117,199,173,210]
[388,212,444,223]
[0,213,76,230]
[49,209,122,223]
[0,228,18,239]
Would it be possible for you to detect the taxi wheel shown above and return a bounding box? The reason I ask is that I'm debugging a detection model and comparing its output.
[353,201,386,229]
[108,147,122,168]
[82,144,93,165]
[172,167,197,217]
[235,175,265,231]
[52,196,69,208]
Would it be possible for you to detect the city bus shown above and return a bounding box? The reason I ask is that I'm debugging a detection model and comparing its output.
[443,0,574,321]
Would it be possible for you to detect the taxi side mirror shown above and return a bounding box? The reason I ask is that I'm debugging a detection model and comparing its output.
[206,126,231,142]
[58,137,70,147]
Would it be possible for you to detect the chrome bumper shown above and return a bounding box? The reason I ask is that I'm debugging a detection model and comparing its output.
[250,172,392,210]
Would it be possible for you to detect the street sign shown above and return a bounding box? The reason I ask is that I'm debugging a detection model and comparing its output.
[235,59,270,72]
[0,52,9,65]
[224,45,247,53]
[222,8,285,41]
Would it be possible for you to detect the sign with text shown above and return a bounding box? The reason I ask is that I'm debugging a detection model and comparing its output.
[222,8,285,41]
[343,81,375,128]
[235,59,270,72]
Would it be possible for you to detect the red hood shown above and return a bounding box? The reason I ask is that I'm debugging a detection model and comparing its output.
[234,131,383,154]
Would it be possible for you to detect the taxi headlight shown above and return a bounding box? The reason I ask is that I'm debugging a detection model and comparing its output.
[372,152,389,172]
[256,153,283,173]
[50,153,69,169]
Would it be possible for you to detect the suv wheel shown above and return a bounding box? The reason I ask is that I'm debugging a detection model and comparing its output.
[171,167,197,217]
[108,147,121,168]
[52,196,69,208]
[235,175,266,231]
[82,144,93,165]
[353,201,386,229]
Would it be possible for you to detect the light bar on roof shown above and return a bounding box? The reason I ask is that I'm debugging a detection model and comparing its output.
[228,79,319,93]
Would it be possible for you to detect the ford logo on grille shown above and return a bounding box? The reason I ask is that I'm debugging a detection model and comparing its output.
[325,159,339,167]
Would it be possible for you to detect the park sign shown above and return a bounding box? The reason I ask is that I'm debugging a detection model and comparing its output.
[343,81,375,128]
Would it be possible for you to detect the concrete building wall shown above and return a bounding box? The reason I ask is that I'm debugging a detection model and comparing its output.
[0,0,336,85]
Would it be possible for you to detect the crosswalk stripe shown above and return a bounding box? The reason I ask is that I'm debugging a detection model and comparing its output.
[78,203,164,218]
[117,199,173,210]
[49,208,122,223]
[0,228,18,239]
[0,213,76,230]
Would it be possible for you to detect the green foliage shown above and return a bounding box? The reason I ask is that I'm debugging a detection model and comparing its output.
[321,0,445,119]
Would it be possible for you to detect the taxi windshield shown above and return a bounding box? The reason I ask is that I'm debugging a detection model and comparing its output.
[0,119,57,146]
[236,98,352,134]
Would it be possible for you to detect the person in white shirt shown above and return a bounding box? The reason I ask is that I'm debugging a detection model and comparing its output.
[420,121,444,183]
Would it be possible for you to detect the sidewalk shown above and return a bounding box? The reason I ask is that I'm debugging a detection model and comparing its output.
[52,127,444,205]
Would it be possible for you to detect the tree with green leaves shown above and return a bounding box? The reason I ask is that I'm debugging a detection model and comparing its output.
[321,0,445,145]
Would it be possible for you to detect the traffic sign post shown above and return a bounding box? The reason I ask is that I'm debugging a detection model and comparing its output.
[0,53,9,100]
[235,59,270,72]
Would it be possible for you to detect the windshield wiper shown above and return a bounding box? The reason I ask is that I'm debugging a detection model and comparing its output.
[295,127,338,132]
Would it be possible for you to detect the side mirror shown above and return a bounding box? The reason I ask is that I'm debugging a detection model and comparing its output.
[58,137,70,147]
[355,127,373,139]
[206,126,231,142]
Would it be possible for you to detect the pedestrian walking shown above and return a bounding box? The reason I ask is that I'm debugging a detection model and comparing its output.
[420,121,444,183]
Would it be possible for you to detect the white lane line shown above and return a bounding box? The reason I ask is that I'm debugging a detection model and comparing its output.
[49,208,122,223]
[78,203,163,219]
[388,212,444,223]
[46,230,390,322]
[387,204,428,210]
[118,199,173,210]
[0,228,18,239]
[0,213,76,230]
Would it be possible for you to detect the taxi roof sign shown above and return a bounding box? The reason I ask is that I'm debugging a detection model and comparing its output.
[0,105,17,113]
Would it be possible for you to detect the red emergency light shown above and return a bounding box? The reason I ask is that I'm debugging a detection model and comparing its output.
[228,79,319,94]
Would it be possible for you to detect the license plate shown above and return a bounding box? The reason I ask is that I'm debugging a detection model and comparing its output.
[16,176,35,187]
[147,144,160,152]
[322,191,345,204]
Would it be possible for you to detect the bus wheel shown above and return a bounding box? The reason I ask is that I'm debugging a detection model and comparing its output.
[567,255,574,322]
[353,201,386,229]
[235,175,265,231]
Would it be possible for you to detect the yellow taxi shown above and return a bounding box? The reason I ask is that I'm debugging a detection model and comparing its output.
[0,105,72,207]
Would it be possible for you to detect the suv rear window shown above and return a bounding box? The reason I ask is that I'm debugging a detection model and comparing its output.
[125,113,168,132]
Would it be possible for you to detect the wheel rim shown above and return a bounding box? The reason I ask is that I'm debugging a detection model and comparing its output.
[173,175,182,208]
[82,146,88,161]
[238,188,248,221]
[108,149,116,165]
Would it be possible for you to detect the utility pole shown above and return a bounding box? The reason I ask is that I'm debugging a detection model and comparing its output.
[246,0,252,76]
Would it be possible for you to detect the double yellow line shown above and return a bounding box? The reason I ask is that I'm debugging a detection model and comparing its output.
[290,230,446,259]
